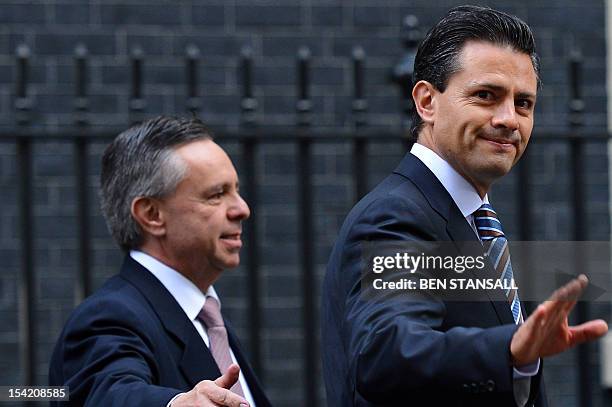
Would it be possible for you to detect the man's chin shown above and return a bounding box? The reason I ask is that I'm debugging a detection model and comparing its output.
[477,164,513,185]
[221,256,241,270]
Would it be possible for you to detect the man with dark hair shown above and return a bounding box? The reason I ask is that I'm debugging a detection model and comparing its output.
[50,116,271,407]
[322,5,607,406]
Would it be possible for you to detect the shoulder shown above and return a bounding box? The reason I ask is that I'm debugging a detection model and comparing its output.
[61,274,160,338]
[50,273,168,377]
[340,172,443,243]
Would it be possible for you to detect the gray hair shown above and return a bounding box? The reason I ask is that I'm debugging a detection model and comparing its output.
[100,116,212,251]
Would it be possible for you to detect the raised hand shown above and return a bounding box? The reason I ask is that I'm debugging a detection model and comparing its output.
[510,275,608,366]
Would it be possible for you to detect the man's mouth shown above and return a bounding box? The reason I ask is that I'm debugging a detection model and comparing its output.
[480,135,517,149]
[220,233,241,241]
[220,233,242,249]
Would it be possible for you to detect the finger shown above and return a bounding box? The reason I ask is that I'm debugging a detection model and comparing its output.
[544,276,587,323]
[511,304,549,365]
[214,364,241,389]
[529,300,566,342]
[552,275,587,302]
[520,304,548,344]
[527,304,547,328]
[207,385,249,407]
[559,275,589,315]
[568,319,609,346]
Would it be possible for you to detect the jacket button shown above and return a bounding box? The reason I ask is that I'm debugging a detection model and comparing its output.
[479,381,488,393]
[471,383,479,394]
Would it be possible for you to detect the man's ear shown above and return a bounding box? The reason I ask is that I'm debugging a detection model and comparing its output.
[412,80,437,125]
[131,197,166,238]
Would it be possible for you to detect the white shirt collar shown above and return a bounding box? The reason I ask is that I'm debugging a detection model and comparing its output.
[410,142,488,218]
[129,250,220,322]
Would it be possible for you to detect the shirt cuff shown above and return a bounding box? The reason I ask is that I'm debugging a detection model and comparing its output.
[167,392,185,407]
[513,358,540,378]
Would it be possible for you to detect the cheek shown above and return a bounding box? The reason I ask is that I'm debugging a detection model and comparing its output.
[519,115,533,134]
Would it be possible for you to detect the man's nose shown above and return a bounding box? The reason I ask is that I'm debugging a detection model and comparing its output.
[228,193,250,220]
[491,99,519,131]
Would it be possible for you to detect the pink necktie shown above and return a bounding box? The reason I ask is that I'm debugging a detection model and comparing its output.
[197,296,245,397]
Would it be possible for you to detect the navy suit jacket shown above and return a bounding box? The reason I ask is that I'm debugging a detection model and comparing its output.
[321,153,547,406]
[49,256,271,407]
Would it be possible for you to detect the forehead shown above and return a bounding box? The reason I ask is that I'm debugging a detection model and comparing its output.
[174,139,236,181]
[451,41,538,94]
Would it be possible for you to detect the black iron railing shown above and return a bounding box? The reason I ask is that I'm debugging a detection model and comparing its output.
[2,20,609,406]
[2,128,610,406]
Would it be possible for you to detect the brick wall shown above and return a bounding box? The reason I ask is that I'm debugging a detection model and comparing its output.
[0,1,609,406]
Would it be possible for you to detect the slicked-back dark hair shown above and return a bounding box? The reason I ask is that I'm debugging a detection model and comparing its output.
[100,116,212,251]
[410,5,540,140]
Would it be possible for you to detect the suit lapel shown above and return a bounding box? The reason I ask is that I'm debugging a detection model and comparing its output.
[226,320,272,407]
[119,256,220,387]
[179,330,221,387]
[394,153,515,325]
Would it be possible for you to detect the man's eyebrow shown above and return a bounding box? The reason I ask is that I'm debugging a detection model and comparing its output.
[469,82,537,99]
[517,91,537,100]
[203,182,228,193]
[203,181,239,193]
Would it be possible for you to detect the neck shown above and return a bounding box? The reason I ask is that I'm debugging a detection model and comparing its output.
[137,242,220,293]
[416,131,490,199]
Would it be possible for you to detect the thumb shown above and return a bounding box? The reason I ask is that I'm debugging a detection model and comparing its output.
[214,364,241,389]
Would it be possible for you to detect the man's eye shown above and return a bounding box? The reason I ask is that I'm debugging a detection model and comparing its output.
[210,192,224,200]
[476,90,493,100]
[516,99,532,109]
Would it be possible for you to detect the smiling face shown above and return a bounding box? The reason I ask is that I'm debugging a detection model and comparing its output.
[157,139,250,286]
[415,41,538,196]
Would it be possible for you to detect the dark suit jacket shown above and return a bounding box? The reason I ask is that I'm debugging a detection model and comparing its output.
[49,256,271,407]
[321,153,547,406]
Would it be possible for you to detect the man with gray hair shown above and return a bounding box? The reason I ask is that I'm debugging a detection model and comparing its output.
[49,116,271,407]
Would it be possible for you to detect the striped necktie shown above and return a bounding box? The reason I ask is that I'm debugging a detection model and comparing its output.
[473,203,522,324]
[197,296,245,397]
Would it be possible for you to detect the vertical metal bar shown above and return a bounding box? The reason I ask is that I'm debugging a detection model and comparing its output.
[571,136,590,407]
[74,138,91,304]
[568,48,591,407]
[185,44,201,115]
[74,44,91,304]
[17,138,35,386]
[296,47,312,127]
[517,152,532,240]
[516,151,535,314]
[131,48,143,100]
[240,46,257,126]
[129,47,145,124]
[15,45,32,126]
[15,43,35,390]
[353,138,367,201]
[239,46,261,376]
[297,137,316,405]
[390,15,420,131]
[74,44,88,99]
[74,44,89,126]
[242,47,253,100]
[15,46,28,99]
[242,138,262,378]
[352,46,367,128]
[296,46,316,402]
[352,46,368,201]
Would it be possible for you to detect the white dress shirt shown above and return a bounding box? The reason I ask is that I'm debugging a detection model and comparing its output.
[130,250,256,407]
[410,143,538,406]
